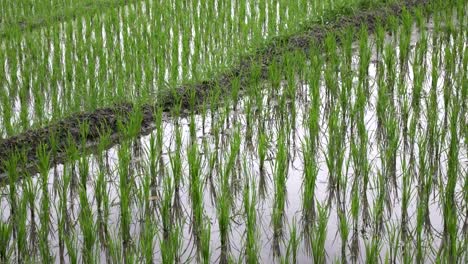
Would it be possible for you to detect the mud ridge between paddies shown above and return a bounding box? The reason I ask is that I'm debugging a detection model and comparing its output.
[0,0,434,180]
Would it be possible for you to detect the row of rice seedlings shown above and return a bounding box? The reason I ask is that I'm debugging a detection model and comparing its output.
[136,127,157,263]
[351,24,373,237]
[37,144,53,262]
[58,159,73,263]
[117,140,133,262]
[159,175,182,263]
[219,122,241,263]
[283,220,299,264]
[0,0,394,138]
[243,172,259,263]
[438,8,466,253]
[338,58,352,264]
[187,115,205,259]
[170,115,184,220]
[301,50,321,225]
[349,42,371,259]
[310,203,329,263]
[324,34,353,261]
[272,127,289,257]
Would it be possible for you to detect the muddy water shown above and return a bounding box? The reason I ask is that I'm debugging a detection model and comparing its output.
[1,17,467,263]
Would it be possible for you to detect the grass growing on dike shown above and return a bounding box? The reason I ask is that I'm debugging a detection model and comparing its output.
[0,0,467,263]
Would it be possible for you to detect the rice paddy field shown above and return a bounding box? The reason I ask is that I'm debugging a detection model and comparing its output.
[0,0,467,263]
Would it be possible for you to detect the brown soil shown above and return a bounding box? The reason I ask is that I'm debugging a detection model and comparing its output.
[0,0,433,181]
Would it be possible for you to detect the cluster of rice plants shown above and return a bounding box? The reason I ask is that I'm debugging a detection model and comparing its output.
[0,0,467,263]
[1,0,389,138]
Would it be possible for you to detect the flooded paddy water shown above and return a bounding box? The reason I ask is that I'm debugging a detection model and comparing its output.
[1,3,467,264]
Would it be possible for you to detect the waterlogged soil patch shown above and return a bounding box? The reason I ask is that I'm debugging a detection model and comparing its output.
[0,0,436,177]
[0,7,466,262]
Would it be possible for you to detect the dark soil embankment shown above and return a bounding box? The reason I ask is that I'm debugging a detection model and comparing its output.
[0,0,434,180]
